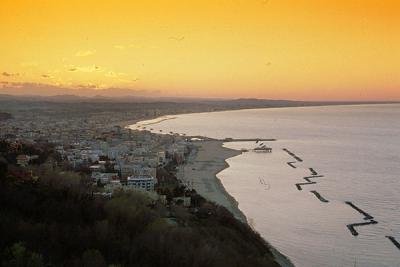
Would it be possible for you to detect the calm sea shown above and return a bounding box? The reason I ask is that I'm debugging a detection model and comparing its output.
[132,104,400,267]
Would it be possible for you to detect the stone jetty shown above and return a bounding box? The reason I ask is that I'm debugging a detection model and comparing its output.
[345,201,374,220]
[295,181,317,190]
[309,168,318,175]
[287,161,297,168]
[310,190,329,203]
[303,175,324,182]
[345,201,378,236]
[386,236,400,250]
[282,148,303,162]
[347,220,378,236]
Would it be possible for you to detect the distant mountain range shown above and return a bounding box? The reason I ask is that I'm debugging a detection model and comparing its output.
[0,94,398,112]
[0,83,160,99]
[1,84,398,105]
[0,93,220,103]
[1,93,398,102]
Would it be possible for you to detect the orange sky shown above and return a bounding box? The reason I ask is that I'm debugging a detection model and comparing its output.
[0,0,399,100]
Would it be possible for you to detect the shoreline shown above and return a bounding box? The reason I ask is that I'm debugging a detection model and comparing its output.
[117,102,399,130]
[118,104,400,267]
[124,117,295,267]
[177,140,295,267]
[177,140,247,222]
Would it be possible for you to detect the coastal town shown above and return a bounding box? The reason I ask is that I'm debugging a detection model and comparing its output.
[0,99,288,266]
[0,107,193,202]
[0,95,282,197]
[0,104,275,210]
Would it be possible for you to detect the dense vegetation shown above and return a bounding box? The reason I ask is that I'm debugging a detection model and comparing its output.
[0,144,280,267]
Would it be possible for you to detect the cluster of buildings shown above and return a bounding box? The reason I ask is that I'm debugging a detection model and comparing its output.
[0,111,190,195]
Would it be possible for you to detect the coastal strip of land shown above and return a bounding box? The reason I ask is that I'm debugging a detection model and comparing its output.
[177,140,246,222]
[176,139,295,267]
[126,118,294,266]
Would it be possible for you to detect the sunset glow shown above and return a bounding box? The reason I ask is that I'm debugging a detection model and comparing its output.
[1,0,399,100]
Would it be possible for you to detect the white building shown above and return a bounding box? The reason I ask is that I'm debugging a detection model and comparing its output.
[127,174,156,191]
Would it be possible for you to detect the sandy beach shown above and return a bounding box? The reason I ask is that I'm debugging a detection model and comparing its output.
[177,139,295,267]
[126,118,294,266]
[177,140,247,222]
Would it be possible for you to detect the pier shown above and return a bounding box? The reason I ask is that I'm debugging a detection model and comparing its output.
[345,201,374,220]
[295,181,316,191]
[282,148,303,162]
[346,220,378,236]
[386,236,400,250]
[310,190,329,203]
